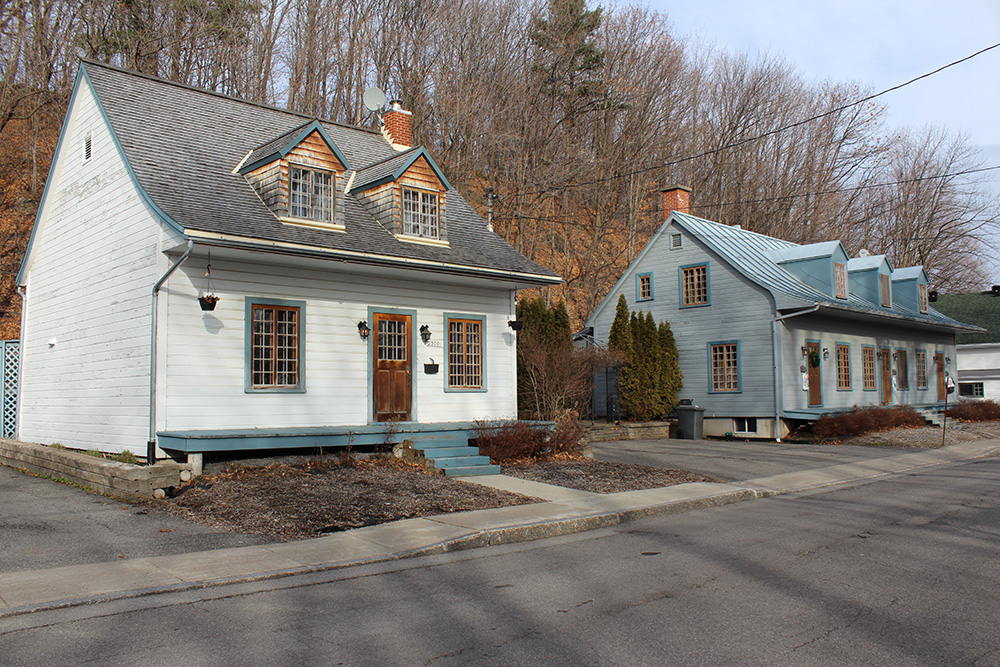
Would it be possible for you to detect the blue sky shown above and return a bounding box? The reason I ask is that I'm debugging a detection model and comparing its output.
[636,0,1000,195]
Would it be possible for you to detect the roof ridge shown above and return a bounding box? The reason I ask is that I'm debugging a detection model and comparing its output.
[80,59,384,137]
[674,211,798,246]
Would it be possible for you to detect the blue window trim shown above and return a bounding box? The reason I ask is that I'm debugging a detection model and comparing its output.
[806,338,823,407]
[862,345,877,392]
[679,263,711,309]
[443,312,488,393]
[895,346,910,390]
[636,272,654,302]
[915,348,928,390]
[707,339,741,394]
[366,307,419,423]
[835,341,852,392]
[244,297,306,394]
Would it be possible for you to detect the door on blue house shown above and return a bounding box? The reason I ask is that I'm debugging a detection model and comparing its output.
[373,312,412,422]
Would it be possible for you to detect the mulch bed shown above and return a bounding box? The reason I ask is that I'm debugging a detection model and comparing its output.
[151,454,720,541]
[503,457,718,493]
[153,457,539,541]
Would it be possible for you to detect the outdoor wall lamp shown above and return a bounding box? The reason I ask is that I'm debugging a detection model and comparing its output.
[420,324,431,343]
[946,356,952,365]
[800,346,808,357]
[823,347,830,360]
[357,320,370,340]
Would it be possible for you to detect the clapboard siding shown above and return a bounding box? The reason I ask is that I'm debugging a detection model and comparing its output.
[163,259,516,429]
[18,78,166,453]
[780,313,955,411]
[590,221,776,418]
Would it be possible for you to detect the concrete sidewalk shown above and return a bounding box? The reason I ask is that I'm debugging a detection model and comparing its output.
[1,439,997,617]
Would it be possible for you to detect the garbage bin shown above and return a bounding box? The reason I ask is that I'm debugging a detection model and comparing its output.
[675,404,705,440]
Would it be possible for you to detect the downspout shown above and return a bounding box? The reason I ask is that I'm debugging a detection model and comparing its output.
[771,304,821,442]
[148,240,194,465]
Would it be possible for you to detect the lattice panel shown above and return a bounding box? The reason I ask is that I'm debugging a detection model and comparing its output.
[2,340,18,438]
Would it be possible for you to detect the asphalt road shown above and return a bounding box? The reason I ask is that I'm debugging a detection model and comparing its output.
[3,457,999,666]
[593,438,916,482]
[0,465,270,574]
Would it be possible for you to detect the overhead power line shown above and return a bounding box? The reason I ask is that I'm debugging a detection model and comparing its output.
[494,165,1000,225]
[510,42,1000,199]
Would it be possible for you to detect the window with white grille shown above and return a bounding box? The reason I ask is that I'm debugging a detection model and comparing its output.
[289,165,333,222]
[918,284,928,313]
[863,346,877,390]
[403,188,439,238]
[916,350,927,389]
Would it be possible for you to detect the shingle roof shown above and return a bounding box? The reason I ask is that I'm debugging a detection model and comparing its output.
[671,212,977,331]
[81,61,559,283]
[932,292,1000,343]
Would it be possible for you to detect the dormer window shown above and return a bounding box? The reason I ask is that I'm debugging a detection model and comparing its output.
[289,165,333,222]
[918,284,928,313]
[403,188,438,238]
[834,262,848,299]
[879,273,892,307]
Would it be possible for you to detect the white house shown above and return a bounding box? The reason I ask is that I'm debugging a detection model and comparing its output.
[16,61,560,473]
[932,290,1000,401]
[585,187,981,440]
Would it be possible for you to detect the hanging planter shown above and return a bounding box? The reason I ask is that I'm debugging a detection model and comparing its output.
[808,350,821,368]
[199,252,219,311]
[507,320,524,331]
[199,295,219,311]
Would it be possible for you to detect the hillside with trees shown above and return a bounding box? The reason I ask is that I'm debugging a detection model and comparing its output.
[2,0,997,338]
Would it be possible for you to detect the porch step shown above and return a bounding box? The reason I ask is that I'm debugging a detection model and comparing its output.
[413,437,499,477]
[418,446,481,459]
[913,407,945,427]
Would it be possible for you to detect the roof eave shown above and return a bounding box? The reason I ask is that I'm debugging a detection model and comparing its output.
[183,230,562,286]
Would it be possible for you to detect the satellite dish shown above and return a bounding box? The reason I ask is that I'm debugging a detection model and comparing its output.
[363,87,386,112]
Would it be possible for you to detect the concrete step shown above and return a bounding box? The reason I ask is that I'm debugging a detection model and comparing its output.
[432,455,493,468]
[442,464,502,477]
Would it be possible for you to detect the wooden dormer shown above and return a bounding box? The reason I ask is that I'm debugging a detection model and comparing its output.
[238,120,351,232]
[350,146,452,246]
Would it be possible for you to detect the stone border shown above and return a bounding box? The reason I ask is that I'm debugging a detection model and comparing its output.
[0,439,190,498]
[582,421,675,443]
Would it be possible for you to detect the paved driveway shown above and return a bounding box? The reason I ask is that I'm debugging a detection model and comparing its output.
[592,438,919,482]
[0,465,270,575]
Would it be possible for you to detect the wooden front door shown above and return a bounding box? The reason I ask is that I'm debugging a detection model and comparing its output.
[880,347,893,405]
[935,352,946,401]
[807,341,822,407]
[373,312,412,422]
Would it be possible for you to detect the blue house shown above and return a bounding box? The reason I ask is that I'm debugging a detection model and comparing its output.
[585,187,981,439]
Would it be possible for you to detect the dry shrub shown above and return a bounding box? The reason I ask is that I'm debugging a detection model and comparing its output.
[474,413,584,463]
[812,405,926,439]
[946,400,1000,421]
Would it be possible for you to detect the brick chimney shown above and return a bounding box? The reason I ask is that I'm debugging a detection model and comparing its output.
[382,100,412,149]
[662,185,692,216]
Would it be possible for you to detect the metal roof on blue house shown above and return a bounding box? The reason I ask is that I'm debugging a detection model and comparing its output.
[590,210,980,333]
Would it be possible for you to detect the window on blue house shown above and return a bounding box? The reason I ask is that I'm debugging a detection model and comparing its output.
[447,318,482,389]
[637,274,653,301]
[710,342,739,392]
[682,264,709,307]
